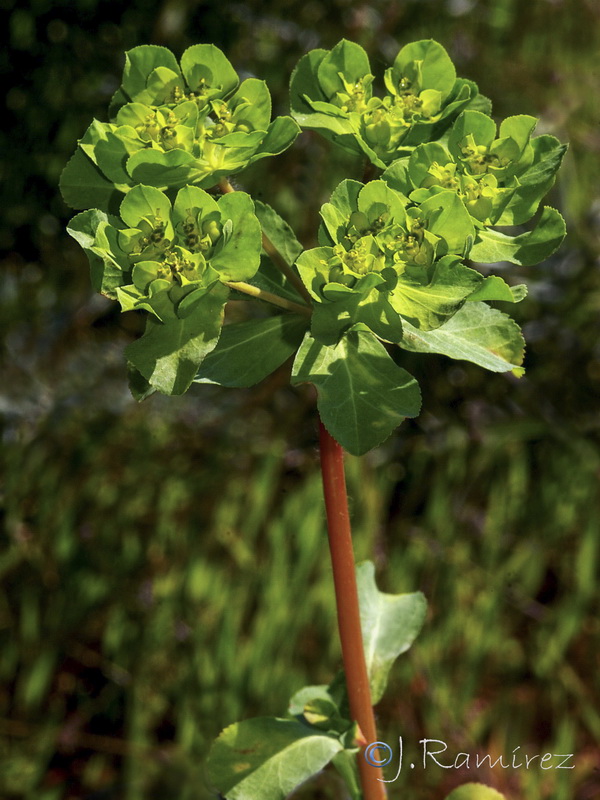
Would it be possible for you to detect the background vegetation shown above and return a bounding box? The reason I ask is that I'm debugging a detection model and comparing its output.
[1,0,599,798]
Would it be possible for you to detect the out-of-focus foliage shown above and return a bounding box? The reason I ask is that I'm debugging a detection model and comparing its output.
[2,0,600,798]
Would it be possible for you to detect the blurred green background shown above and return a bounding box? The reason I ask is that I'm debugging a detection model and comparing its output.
[1,0,599,798]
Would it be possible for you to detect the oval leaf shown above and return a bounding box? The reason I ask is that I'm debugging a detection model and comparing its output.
[212,191,262,281]
[470,206,566,266]
[180,43,239,96]
[121,45,181,101]
[357,561,427,704]
[291,330,421,455]
[399,302,525,374]
[120,185,172,229]
[394,40,456,99]
[317,39,371,99]
[389,256,483,331]
[60,148,124,213]
[125,282,229,396]
[208,717,344,800]
[194,314,308,387]
[126,148,198,189]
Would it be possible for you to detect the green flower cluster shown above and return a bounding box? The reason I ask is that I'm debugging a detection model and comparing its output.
[382,110,567,225]
[290,39,481,167]
[67,184,262,395]
[69,184,261,313]
[61,45,300,211]
[62,37,567,455]
[296,178,526,345]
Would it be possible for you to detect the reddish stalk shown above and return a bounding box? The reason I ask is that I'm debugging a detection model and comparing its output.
[318,420,387,800]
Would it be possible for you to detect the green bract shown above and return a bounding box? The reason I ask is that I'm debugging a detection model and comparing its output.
[68,184,262,396]
[68,184,261,308]
[61,45,300,211]
[382,110,567,225]
[290,39,483,168]
[297,177,524,343]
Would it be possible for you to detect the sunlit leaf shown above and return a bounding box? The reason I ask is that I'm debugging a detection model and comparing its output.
[207,717,344,800]
[120,184,172,228]
[210,192,262,281]
[316,39,371,99]
[392,40,457,100]
[125,282,229,395]
[357,561,427,704]
[67,210,126,298]
[399,301,525,374]
[121,45,181,102]
[195,314,308,387]
[250,115,301,160]
[496,136,567,225]
[180,43,239,97]
[126,149,199,189]
[470,207,566,265]
[60,148,124,213]
[418,191,475,255]
[292,330,421,455]
[254,201,303,268]
[389,256,483,331]
[466,276,527,303]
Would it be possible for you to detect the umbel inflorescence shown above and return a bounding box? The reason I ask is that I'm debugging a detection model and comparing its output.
[62,39,566,456]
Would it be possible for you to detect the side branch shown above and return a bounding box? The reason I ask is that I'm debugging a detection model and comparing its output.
[223,280,311,317]
[218,178,313,304]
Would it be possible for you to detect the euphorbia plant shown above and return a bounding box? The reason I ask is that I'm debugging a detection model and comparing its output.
[62,39,566,800]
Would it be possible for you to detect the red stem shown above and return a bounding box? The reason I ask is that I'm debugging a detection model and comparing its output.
[318,420,387,800]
